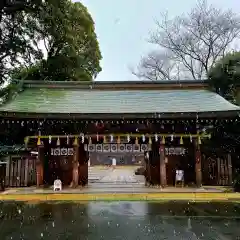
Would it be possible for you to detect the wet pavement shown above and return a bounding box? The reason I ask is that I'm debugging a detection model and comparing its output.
[0,201,239,239]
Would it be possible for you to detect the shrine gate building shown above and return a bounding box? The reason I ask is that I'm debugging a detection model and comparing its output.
[0,80,239,188]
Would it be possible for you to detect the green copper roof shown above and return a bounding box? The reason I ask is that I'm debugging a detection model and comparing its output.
[0,87,239,114]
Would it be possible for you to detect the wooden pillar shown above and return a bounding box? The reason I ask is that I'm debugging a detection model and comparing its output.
[227,154,233,185]
[217,158,221,185]
[159,144,167,187]
[36,144,44,187]
[78,145,88,186]
[194,139,202,187]
[70,139,79,188]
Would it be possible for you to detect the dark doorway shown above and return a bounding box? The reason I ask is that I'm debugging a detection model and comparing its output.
[166,155,195,186]
[47,156,73,186]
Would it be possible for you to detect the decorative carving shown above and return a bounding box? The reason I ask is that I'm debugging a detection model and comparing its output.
[68,148,73,155]
[111,144,117,152]
[88,144,95,152]
[118,144,125,152]
[61,148,68,156]
[103,144,110,152]
[54,148,60,156]
[133,144,140,152]
[165,147,186,155]
[126,144,133,152]
[81,144,151,152]
[96,144,103,152]
[50,148,73,156]
[141,144,148,152]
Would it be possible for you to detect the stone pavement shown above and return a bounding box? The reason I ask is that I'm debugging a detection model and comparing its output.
[88,166,145,184]
[88,166,111,182]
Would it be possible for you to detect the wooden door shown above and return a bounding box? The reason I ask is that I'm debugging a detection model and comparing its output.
[202,157,218,185]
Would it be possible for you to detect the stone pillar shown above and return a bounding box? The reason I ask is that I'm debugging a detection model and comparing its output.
[159,144,167,187]
[70,139,79,188]
[194,139,202,187]
[36,144,44,187]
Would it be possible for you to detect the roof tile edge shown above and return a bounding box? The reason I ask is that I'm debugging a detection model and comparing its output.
[18,79,209,90]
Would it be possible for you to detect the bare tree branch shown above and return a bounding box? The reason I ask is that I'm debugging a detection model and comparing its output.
[134,0,240,81]
[132,51,179,81]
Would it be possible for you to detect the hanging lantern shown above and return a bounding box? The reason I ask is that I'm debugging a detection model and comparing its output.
[142,135,146,142]
[73,137,78,146]
[149,137,152,144]
[154,134,158,142]
[189,135,192,142]
[198,136,202,145]
[127,135,130,143]
[48,135,52,144]
[56,137,60,146]
[171,135,174,141]
[37,137,41,146]
[89,137,92,144]
[117,136,121,144]
[135,137,139,145]
[161,136,165,144]
[103,135,107,143]
[110,135,114,142]
[180,136,183,145]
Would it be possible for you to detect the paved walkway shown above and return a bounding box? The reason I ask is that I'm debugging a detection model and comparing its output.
[95,167,145,183]
[88,166,145,184]
[0,166,237,202]
[88,166,111,182]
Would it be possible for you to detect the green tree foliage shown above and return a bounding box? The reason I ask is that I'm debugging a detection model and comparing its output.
[0,0,43,83]
[206,52,240,171]
[208,52,240,104]
[13,0,102,81]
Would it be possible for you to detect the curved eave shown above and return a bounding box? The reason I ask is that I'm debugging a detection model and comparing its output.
[0,110,239,120]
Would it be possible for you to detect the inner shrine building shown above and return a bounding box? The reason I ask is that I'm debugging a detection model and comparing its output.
[0,79,239,188]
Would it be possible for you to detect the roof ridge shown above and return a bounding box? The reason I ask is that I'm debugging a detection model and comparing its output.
[15,79,209,90]
[19,79,208,84]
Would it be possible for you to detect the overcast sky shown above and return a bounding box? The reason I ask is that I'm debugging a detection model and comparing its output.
[79,0,240,81]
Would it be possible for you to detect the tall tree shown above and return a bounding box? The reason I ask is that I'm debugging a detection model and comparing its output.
[208,51,240,104]
[0,0,42,84]
[14,0,102,81]
[134,0,240,80]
